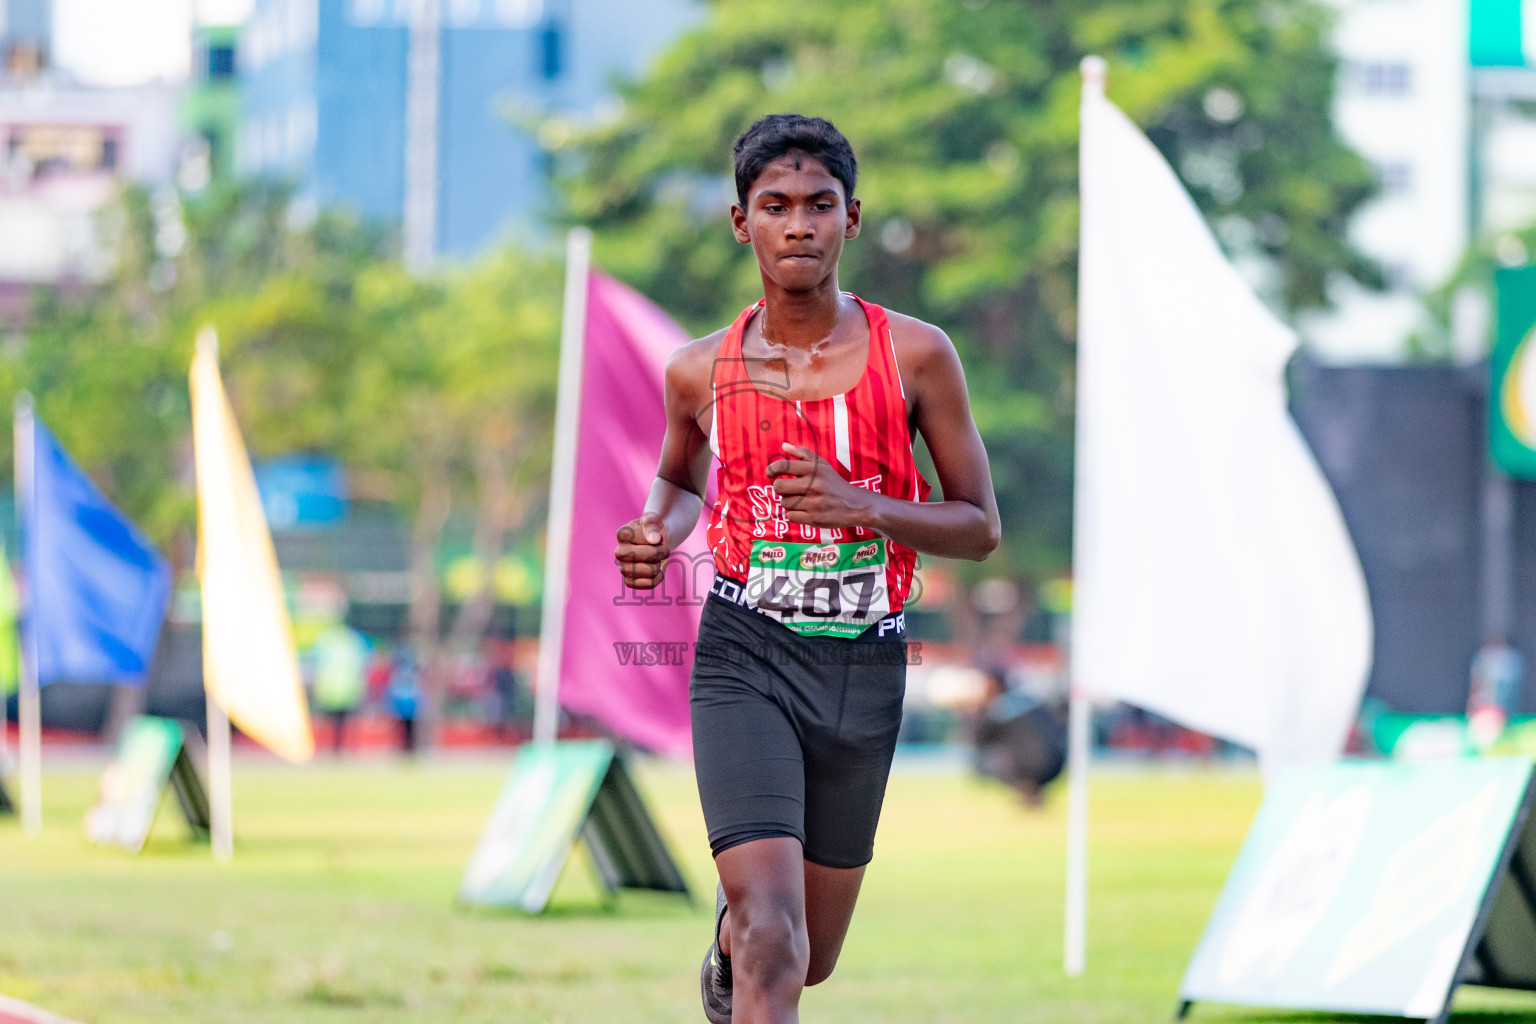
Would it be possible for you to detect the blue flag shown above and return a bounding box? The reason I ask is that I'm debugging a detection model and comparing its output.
[24,419,172,685]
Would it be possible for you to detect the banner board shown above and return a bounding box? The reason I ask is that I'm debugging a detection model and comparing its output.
[459,740,691,913]
[85,716,211,853]
[1490,265,1536,478]
[1368,713,1536,759]
[1181,758,1536,1022]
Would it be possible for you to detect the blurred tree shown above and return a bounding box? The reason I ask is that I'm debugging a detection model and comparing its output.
[0,182,388,732]
[198,224,560,745]
[206,242,559,744]
[335,254,559,743]
[1,182,561,746]
[557,0,1379,580]
[0,182,390,560]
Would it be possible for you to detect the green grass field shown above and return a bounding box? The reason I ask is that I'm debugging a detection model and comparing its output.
[2,756,1534,1023]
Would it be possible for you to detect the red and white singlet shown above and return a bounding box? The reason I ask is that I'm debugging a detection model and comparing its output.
[704,295,931,638]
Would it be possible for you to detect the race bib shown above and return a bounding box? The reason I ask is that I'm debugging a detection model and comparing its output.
[745,537,890,638]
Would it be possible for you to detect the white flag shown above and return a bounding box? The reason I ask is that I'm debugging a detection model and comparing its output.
[1073,81,1373,772]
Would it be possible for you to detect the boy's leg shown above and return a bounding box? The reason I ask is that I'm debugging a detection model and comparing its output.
[717,853,866,991]
[786,638,908,987]
[802,860,865,986]
[716,837,808,1024]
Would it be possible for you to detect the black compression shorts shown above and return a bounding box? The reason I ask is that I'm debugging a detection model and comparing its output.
[690,576,908,870]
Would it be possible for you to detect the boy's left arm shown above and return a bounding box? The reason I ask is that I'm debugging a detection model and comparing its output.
[767,321,1001,561]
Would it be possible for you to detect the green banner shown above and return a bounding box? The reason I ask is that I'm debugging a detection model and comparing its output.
[1491,265,1536,478]
[84,716,210,852]
[1371,712,1536,758]
[85,717,185,853]
[460,740,617,912]
[459,739,692,913]
[1181,758,1536,1019]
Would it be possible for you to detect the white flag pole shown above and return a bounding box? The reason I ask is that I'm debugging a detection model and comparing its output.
[1065,53,1108,979]
[197,327,235,863]
[532,227,592,746]
[14,392,41,836]
[1064,685,1091,975]
[207,695,233,862]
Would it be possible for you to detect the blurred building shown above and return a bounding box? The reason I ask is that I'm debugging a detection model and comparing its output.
[0,0,188,318]
[1471,2,1536,250]
[237,0,699,260]
[181,26,239,190]
[1,0,49,79]
[1482,108,1536,241]
[0,80,181,317]
[1303,0,1536,363]
[1300,0,1471,363]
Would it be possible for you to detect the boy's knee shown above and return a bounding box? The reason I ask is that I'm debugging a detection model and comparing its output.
[732,902,809,991]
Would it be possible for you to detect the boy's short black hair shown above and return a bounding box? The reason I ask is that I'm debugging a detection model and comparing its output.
[732,114,857,207]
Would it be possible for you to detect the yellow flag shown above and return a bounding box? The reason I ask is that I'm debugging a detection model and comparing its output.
[190,327,314,762]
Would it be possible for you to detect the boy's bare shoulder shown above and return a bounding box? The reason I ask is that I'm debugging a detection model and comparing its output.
[664,327,730,409]
[666,327,728,379]
[883,308,960,378]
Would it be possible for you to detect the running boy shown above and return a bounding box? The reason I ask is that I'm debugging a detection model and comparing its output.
[615,114,1000,1024]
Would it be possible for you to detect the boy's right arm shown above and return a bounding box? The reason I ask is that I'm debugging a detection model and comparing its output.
[615,336,718,591]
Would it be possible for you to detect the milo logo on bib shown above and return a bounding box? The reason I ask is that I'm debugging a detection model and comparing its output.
[799,546,839,570]
[746,537,891,639]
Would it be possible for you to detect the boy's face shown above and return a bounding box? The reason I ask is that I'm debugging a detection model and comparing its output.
[732,152,861,293]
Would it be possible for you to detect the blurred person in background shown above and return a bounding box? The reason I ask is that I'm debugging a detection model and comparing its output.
[970,669,1066,807]
[1469,635,1525,752]
[483,638,520,742]
[365,645,394,705]
[386,649,422,754]
[311,622,369,754]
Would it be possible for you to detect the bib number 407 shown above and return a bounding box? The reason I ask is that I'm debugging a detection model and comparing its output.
[756,571,881,620]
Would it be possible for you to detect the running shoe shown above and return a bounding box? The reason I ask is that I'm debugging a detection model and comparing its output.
[700,882,732,1023]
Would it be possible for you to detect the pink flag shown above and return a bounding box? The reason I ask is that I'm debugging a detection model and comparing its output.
[556,271,709,756]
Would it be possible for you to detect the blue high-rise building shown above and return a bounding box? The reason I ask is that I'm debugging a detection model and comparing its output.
[238,0,697,258]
